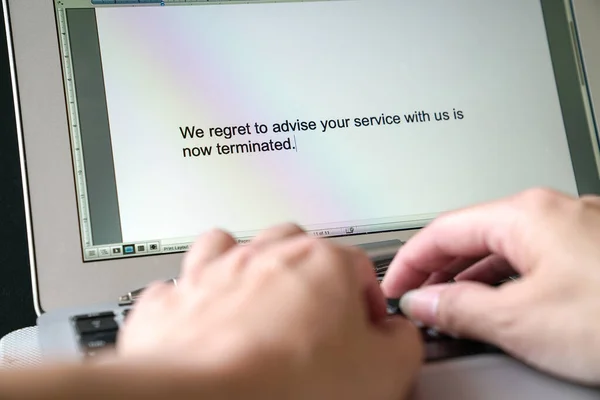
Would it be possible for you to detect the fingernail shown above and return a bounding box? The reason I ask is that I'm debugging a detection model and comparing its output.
[400,288,443,326]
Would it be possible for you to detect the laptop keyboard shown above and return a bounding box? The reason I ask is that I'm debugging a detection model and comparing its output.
[73,310,126,359]
[72,261,502,361]
[72,308,499,362]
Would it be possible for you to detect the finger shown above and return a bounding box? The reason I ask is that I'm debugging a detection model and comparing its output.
[344,246,388,325]
[249,237,387,325]
[381,200,510,297]
[202,244,256,283]
[180,229,237,283]
[454,255,517,284]
[381,189,561,298]
[250,223,306,247]
[122,281,173,325]
[399,281,520,343]
[139,280,173,301]
[299,241,388,325]
[245,235,318,274]
[197,224,306,285]
[422,256,483,286]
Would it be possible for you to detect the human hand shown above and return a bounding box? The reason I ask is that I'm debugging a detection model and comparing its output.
[118,224,422,400]
[382,188,600,385]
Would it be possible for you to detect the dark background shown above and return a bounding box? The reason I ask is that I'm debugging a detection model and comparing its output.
[0,14,37,338]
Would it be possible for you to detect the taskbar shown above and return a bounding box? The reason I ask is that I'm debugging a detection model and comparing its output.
[81,216,434,262]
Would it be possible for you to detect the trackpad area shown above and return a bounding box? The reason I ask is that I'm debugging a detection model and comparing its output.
[412,355,600,400]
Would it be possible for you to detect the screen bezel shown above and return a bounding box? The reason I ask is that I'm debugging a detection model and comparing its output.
[3,0,599,315]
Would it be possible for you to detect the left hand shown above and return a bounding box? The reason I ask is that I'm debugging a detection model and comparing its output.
[118,224,423,400]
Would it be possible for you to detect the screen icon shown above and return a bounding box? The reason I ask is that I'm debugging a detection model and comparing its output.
[111,246,123,256]
[123,244,136,255]
[136,244,147,253]
[85,248,98,258]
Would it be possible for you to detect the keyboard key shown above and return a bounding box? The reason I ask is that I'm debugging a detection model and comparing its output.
[74,311,115,320]
[386,298,403,316]
[75,314,118,334]
[374,260,391,273]
[421,327,452,342]
[79,330,118,351]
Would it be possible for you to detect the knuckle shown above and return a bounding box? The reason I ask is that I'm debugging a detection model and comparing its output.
[202,228,236,244]
[516,187,565,212]
[278,235,320,259]
[515,189,599,228]
[252,223,307,244]
[297,235,322,254]
[302,239,346,276]
[580,195,600,209]
[252,236,315,273]
[181,249,203,275]
[566,196,600,229]
[274,222,306,234]
[233,244,255,260]
[228,246,255,273]
[254,255,288,280]
[312,239,345,265]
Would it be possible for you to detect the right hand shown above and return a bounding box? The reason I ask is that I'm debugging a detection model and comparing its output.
[382,188,600,385]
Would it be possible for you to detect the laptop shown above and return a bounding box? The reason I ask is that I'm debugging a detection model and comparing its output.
[4,0,600,397]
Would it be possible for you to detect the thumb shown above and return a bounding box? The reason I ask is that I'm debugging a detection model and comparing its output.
[399,282,512,342]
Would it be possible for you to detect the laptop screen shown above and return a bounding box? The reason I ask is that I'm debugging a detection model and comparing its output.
[53,0,599,262]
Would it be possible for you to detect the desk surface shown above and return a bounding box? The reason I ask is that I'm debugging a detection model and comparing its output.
[413,355,600,400]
